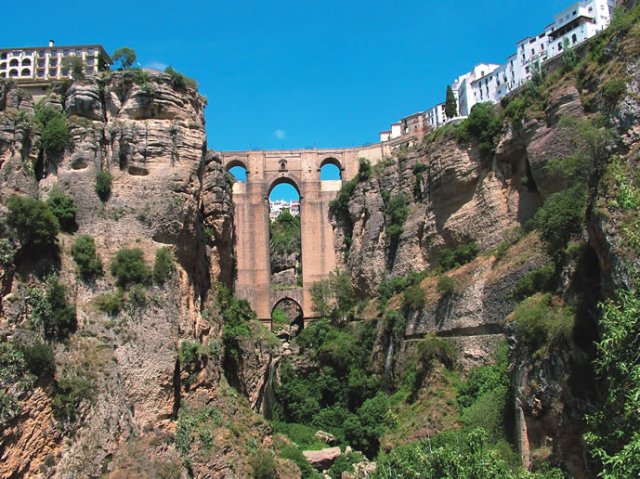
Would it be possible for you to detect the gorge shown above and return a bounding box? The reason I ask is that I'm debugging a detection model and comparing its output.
[1,4,640,478]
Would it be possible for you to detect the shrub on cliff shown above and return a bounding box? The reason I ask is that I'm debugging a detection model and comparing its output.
[458,102,502,155]
[94,290,125,316]
[512,264,556,300]
[153,247,175,284]
[384,193,409,245]
[438,242,479,270]
[513,293,574,355]
[529,186,586,256]
[402,284,425,311]
[28,279,77,341]
[46,188,77,232]
[110,248,151,288]
[71,235,103,280]
[19,340,56,380]
[310,269,356,323]
[95,170,112,201]
[34,104,72,157]
[5,195,59,252]
[165,66,198,90]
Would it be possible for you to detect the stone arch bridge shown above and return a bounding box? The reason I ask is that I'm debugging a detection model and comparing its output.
[219,144,389,326]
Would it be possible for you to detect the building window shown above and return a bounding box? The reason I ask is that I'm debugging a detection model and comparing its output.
[20,68,30,77]
[38,59,45,67]
[0,53,6,60]
[49,68,58,76]
[76,49,82,55]
[88,48,95,55]
[9,59,18,67]
[61,69,69,76]
[572,33,578,43]
[21,59,31,66]
[49,59,58,66]
[63,49,69,56]
[9,69,18,77]
[38,50,45,56]
[37,69,45,78]
[0,63,5,70]
[86,57,95,65]
[51,50,57,56]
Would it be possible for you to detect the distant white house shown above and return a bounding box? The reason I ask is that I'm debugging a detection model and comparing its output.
[270,200,300,221]
[379,0,617,141]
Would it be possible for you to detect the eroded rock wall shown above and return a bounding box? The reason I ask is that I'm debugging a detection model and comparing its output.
[0,72,242,478]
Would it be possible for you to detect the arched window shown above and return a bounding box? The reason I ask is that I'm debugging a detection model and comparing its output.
[9,69,18,77]
[227,164,248,183]
[21,58,31,66]
[320,158,342,181]
[20,68,30,77]
[9,59,19,67]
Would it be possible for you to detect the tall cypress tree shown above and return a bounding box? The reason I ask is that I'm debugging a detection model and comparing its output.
[445,85,457,118]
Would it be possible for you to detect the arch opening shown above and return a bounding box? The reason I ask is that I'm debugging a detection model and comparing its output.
[320,158,342,181]
[228,165,247,183]
[269,180,302,289]
[271,298,304,338]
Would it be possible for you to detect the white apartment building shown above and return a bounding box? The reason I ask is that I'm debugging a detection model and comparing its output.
[380,0,618,142]
[425,102,446,129]
[0,41,111,82]
[458,0,615,115]
[456,63,500,117]
[270,200,300,221]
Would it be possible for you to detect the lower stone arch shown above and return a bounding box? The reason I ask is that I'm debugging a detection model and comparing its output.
[270,295,304,338]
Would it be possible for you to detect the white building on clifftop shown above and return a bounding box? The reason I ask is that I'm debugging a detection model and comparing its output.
[380,0,618,140]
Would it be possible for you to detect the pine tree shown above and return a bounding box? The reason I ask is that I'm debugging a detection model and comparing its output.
[445,85,457,118]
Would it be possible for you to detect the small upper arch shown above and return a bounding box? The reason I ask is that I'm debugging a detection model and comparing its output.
[226,159,248,183]
[320,157,343,181]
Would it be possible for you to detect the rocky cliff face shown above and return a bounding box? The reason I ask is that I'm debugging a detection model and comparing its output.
[0,72,262,478]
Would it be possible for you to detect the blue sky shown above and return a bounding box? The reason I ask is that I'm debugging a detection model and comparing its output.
[5,0,569,153]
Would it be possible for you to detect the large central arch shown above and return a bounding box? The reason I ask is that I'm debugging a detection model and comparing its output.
[220,146,386,322]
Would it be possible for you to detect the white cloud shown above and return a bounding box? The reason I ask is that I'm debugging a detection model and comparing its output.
[145,61,168,71]
[274,129,286,140]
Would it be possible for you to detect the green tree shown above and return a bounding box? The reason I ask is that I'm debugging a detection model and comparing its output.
[95,170,112,201]
[445,84,457,118]
[5,195,59,251]
[29,279,77,341]
[61,56,85,80]
[40,116,71,157]
[153,247,175,284]
[585,290,640,478]
[110,248,151,288]
[112,47,137,70]
[71,235,102,280]
[46,188,76,232]
[460,102,502,155]
[310,270,356,323]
